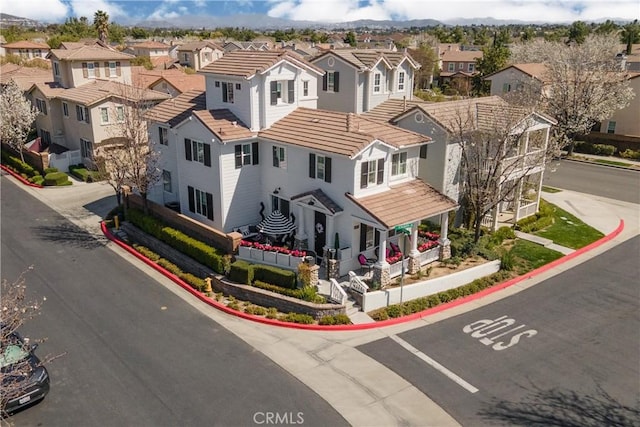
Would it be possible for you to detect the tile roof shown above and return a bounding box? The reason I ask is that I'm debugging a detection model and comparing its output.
[132,67,205,93]
[347,179,458,229]
[363,98,430,123]
[314,49,418,70]
[30,81,67,98]
[510,63,550,82]
[145,89,206,127]
[177,41,223,51]
[131,41,170,49]
[199,50,323,78]
[3,41,49,49]
[193,109,255,142]
[0,64,51,91]
[48,46,134,61]
[150,55,176,69]
[259,108,430,158]
[291,189,343,214]
[53,80,170,106]
[440,50,483,62]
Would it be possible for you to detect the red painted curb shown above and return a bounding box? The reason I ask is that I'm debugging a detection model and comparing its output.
[101,219,624,331]
[0,164,44,188]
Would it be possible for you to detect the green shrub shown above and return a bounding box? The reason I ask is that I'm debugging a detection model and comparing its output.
[252,264,296,289]
[133,244,161,262]
[1,151,39,177]
[244,305,267,315]
[126,208,227,274]
[180,272,205,291]
[282,312,314,324]
[30,175,45,185]
[619,149,640,160]
[574,141,616,156]
[318,314,351,325]
[251,280,320,302]
[157,258,181,275]
[500,251,515,271]
[493,226,516,242]
[266,307,278,319]
[228,260,253,285]
[44,171,70,186]
[44,167,59,174]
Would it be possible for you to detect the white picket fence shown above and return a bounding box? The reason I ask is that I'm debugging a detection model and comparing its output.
[48,149,81,172]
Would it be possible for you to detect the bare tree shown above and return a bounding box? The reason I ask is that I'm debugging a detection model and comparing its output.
[450,99,553,241]
[0,80,39,163]
[509,34,634,155]
[95,84,162,214]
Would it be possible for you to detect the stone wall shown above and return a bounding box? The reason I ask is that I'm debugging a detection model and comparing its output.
[212,276,346,320]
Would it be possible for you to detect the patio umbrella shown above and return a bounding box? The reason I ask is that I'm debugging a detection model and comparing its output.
[257,210,296,238]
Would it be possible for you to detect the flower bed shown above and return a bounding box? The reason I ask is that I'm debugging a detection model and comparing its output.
[239,240,307,258]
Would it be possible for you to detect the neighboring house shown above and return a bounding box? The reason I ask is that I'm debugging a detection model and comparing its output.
[484,63,549,98]
[364,96,556,229]
[438,49,482,92]
[25,46,170,168]
[129,40,174,69]
[618,43,640,71]
[1,40,50,60]
[176,41,223,71]
[593,72,640,138]
[145,50,458,285]
[0,63,51,91]
[222,41,270,53]
[310,49,420,114]
[59,39,113,50]
[131,66,205,97]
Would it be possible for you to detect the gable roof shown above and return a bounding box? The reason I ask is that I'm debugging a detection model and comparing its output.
[51,80,170,106]
[0,64,51,91]
[145,89,206,127]
[177,41,223,52]
[291,189,343,214]
[362,98,430,123]
[131,41,170,49]
[259,107,430,158]
[346,179,458,229]
[59,39,113,50]
[199,50,323,78]
[313,49,419,70]
[484,63,549,83]
[48,46,134,61]
[440,50,483,62]
[132,67,205,93]
[192,109,255,142]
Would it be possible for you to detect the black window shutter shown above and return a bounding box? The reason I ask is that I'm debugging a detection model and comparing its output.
[159,128,163,144]
[287,80,294,104]
[334,72,339,92]
[184,138,192,161]
[272,146,278,167]
[376,159,384,184]
[420,145,428,159]
[85,108,90,124]
[359,225,366,251]
[204,143,211,167]
[270,81,277,105]
[76,105,81,121]
[360,162,368,189]
[234,144,242,169]
[252,142,259,165]
[206,192,214,220]
[322,73,327,91]
[188,186,195,212]
[222,83,228,103]
[309,153,316,178]
[374,230,380,247]
[324,157,332,183]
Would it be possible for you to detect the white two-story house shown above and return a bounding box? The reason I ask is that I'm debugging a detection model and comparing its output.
[26,46,169,169]
[146,50,458,284]
[310,49,420,114]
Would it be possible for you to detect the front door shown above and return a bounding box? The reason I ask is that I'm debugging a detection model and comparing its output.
[314,210,326,262]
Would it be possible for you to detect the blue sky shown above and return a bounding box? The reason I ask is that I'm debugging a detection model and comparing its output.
[4,0,638,25]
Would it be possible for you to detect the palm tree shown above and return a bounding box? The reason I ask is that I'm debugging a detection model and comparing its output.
[94,10,109,43]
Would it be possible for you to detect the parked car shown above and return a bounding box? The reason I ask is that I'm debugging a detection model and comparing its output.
[0,331,50,414]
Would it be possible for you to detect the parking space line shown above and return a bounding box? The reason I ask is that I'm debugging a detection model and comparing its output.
[389,334,479,394]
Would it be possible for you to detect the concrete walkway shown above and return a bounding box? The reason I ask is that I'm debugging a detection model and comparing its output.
[4,169,639,427]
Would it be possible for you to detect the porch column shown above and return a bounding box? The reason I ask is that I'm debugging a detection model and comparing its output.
[535,171,544,212]
[438,212,452,261]
[325,216,334,251]
[294,204,308,250]
[373,229,391,287]
[407,222,421,274]
[513,179,523,223]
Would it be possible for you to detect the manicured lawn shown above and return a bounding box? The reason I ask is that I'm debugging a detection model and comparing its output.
[510,240,564,271]
[535,201,604,249]
[594,159,634,167]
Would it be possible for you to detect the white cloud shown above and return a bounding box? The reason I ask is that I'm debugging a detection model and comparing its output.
[2,0,69,22]
[267,0,639,23]
[68,0,128,21]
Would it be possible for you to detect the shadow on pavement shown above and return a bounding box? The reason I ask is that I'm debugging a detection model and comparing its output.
[478,381,640,427]
[83,194,117,218]
[31,222,107,249]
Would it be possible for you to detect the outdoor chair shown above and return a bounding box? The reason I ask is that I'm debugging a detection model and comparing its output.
[358,253,375,276]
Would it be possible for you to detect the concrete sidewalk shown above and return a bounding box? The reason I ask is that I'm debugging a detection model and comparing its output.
[4,171,639,427]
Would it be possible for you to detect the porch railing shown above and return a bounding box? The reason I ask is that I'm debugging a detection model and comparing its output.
[518,201,538,219]
[388,257,409,279]
[349,271,369,294]
[328,278,347,305]
[418,247,440,266]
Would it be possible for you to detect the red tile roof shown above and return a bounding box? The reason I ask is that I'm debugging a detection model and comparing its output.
[199,50,323,78]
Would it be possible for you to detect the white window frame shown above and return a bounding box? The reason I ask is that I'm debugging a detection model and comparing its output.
[327,72,336,92]
[87,62,95,78]
[364,160,378,185]
[100,107,109,124]
[373,73,381,93]
[391,152,407,176]
[607,121,616,134]
[398,72,405,91]
[241,143,252,166]
[109,61,117,77]
[223,82,234,104]
[364,223,375,249]
[36,98,47,115]
[159,127,168,145]
[62,102,69,117]
[303,80,309,97]
[448,63,455,72]
[195,188,209,217]
[53,61,60,77]
[163,170,172,192]
[316,155,326,181]
[468,63,475,72]
[192,140,206,164]
[80,138,93,159]
[115,106,125,123]
[273,145,286,169]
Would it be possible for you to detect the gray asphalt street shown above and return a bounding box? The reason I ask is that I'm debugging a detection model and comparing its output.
[1,176,348,427]
[544,159,640,204]
[358,236,640,426]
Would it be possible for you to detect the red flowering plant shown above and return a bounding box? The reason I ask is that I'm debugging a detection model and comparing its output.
[386,252,403,264]
[418,230,440,241]
[417,239,439,252]
[241,240,307,258]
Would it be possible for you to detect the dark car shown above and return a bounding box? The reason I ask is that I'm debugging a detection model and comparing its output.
[0,331,50,414]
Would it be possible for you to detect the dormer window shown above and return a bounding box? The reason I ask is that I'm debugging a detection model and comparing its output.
[360,159,384,188]
[373,73,381,93]
[270,80,294,105]
[391,152,407,176]
[53,61,60,77]
[398,72,405,91]
[87,62,95,78]
[322,72,339,93]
